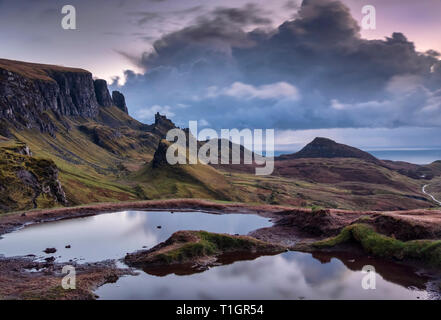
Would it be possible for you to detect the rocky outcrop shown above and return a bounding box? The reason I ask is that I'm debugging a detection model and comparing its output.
[151,140,170,168]
[0,59,99,136]
[0,144,67,213]
[112,91,128,114]
[276,208,348,236]
[151,112,176,138]
[93,79,113,107]
[6,142,33,156]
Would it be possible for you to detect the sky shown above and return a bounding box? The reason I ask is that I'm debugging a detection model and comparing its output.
[1,0,441,150]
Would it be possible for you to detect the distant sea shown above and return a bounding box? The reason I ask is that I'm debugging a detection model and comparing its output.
[367,149,441,165]
[273,149,441,165]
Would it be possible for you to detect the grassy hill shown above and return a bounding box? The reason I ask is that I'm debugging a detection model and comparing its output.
[131,140,243,201]
[1,58,441,214]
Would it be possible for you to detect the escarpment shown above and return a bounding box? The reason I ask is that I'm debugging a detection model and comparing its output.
[0,59,100,136]
[0,58,188,212]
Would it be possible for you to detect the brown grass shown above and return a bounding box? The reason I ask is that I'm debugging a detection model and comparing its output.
[0,58,89,81]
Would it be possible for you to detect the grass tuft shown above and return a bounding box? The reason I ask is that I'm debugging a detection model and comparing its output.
[313,224,441,266]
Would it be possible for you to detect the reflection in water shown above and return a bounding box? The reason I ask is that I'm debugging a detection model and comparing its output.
[0,211,272,263]
[311,252,430,290]
[96,251,431,300]
[140,252,281,277]
[0,210,437,299]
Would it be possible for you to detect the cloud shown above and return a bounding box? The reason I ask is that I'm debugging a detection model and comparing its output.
[284,0,300,10]
[210,4,272,26]
[386,75,424,95]
[136,105,175,121]
[135,102,191,122]
[112,0,441,131]
[129,11,163,26]
[275,127,441,152]
[128,6,204,27]
[206,82,300,100]
[130,3,274,71]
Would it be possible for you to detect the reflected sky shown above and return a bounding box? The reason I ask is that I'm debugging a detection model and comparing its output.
[0,211,272,263]
[0,210,433,299]
[96,251,429,300]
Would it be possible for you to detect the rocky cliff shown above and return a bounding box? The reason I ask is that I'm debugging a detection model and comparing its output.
[0,59,132,137]
[0,59,100,136]
[0,58,161,212]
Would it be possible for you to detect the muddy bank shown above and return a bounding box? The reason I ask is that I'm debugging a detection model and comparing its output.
[0,199,289,237]
[259,207,441,243]
[2,198,441,252]
[2,199,441,251]
[0,256,132,300]
[1,198,441,300]
[4,198,440,238]
[249,207,441,270]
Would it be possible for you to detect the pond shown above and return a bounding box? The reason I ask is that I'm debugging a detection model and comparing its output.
[0,210,436,299]
[0,210,272,262]
[96,250,434,300]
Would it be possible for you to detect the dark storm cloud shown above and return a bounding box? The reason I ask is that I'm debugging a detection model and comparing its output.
[129,11,163,26]
[112,0,441,130]
[284,0,300,10]
[426,50,441,57]
[127,3,273,75]
[211,4,272,26]
[129,6,204,26]
[151,3,271,51]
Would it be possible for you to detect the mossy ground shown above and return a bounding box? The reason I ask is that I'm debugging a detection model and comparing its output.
[0,58,88,82]
[132,162,239,202]
[221,165,430,211]
[158,231,271,263]
[313,224,441,267]
[126,230,283,266]
[0,144,64,212]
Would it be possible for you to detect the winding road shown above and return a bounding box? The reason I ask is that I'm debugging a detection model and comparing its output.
[422,184,441,206]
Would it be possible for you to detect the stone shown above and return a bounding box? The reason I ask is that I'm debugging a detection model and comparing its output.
[153,112,176,138]
[93,79,113,107]
[44,256,55,262]
[112,90,128,114]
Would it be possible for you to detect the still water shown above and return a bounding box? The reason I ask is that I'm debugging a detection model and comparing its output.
[96,251,432,300]
[0,211,272,262]
[0,211,436,299]
[275,149,441,165]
